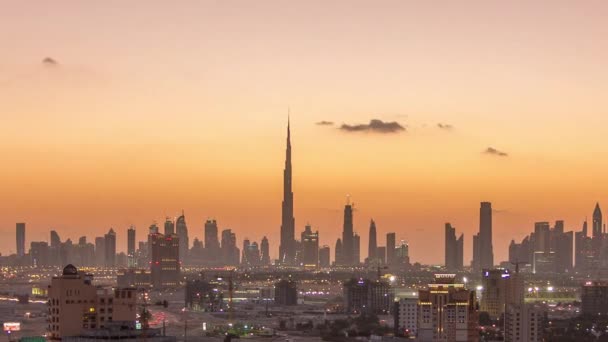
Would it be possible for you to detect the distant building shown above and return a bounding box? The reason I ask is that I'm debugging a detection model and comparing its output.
[353,233,361,265]
[343,278,393,315]
[445,223,464,271]
[164,217,174,236]
[472,202,494,272]
[394,240,410,269]
[581,281,608,316]
[94,237,105,267]
[104,229,116,267]
[204,219,220,264]
[319,245,330,268]
[47,264,136,339]
[220,229,240,266]
[417,274,479,342]
[127,226,136,268]
[301,224,319,268]
[275,279,297,306]
[176,211,189,264]
[376,246,386,264]
[341,202,355,265]
[30,241,49,267]
[149,233,180,288]
[261,236,271,265]
[116,269,151,288]
[16,223,26,257]
[368,220,377,261]
[334,238,343,266]
[386,233,396,265]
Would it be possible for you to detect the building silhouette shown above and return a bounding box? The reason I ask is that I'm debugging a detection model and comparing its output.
[444,223,464,271]
[260,236,270,265]
[164,217,174,236]
[127,226,136,268]
[341,201,354,265]
[368,219,377,262]
[30,241,49,267]
[593,202,603,238]
[149,232,180,288]
[279,118,296,265]
[353,232,361,265]
[301,224,319,268]
[319,245,330,268]
[176,211,189,264]
[204,219,220,263]
[343,278,393,314]
[275,279,298,306]
[473,202,494,271]
[335,238,343,266]
[386,232,396,265]
[104,228,116,267]
[221,229,240,266]
[16,222,25,257]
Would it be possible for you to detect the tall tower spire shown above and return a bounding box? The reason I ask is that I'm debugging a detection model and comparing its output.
[279,114,296,265]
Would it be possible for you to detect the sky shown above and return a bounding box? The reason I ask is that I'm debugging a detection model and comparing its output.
[1,1,608,264]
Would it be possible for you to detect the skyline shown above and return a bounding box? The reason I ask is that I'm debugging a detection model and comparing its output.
[2,1,608,264]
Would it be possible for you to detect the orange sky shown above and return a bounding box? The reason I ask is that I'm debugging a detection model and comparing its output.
[1,1,608,264]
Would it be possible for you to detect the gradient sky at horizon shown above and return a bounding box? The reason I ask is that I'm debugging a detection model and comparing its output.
[1,1,608,264]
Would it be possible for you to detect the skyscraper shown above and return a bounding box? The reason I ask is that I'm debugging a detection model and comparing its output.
[164,217,175,235]
[593,202,603,239]
[444,223,464,271]
[221,229,240,266]
[95,237,105,267]
[279,118,296,265]
[353,233,361,265]
[386,232,396,265]
[176,211,189,263]
[261,236,270,265]
[368,220,377,261]
[16,222,25,257]
[319,245,330,268]
[474,202,494,271]
[150,232,180,287]
[301,224,319,268]
[204,219,220,258]
[335,238,343,265]
[127,226,136,267]
[104,228,117,267]
[342,201,354,265]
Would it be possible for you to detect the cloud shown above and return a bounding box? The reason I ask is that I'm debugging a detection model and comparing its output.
[340,119,405,133]
[437,123,453,130]
[42,57,58,66]
[484,147,508,157]
[316,121,334,126]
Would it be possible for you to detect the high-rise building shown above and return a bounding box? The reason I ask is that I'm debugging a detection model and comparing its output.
[445,223,464,271]
[30,241,49,267]
[376,246,386,264]
[343,278,393,314]
[341,201,354,265]
[176,211,189,264]
[394,240,410,268]
[319,245,330,268]
[261,236,270,265]
[221,229,240,266]
[417,274,479,342]
[368,220,377,261]
[204,219,220,263]
[94,237,105,267]
[127,226,136,268]
[504,269,543,342]
[301,224,319,268]
[16,222,25,257]
[149,232,180,288]
[593,202,603,239]
[386,232,396,265]
[164,217,175,236]
[279,118,296,265]
[104,228,116,267]
[275,279,298,306]
[353,232,361,265]
[582,281,608,316]
[50,230,62,266]
[473,202,494,271]
[480,269,510,320]
[47,264,137,339]
[242,239,261,266]
[335,238,343,266]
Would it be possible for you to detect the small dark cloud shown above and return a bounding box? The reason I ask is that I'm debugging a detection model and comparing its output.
[484,147,509,157]
[340,119,405,133]
[437,123,453,130]
[42,57,58,66]
[316,121,334,126]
